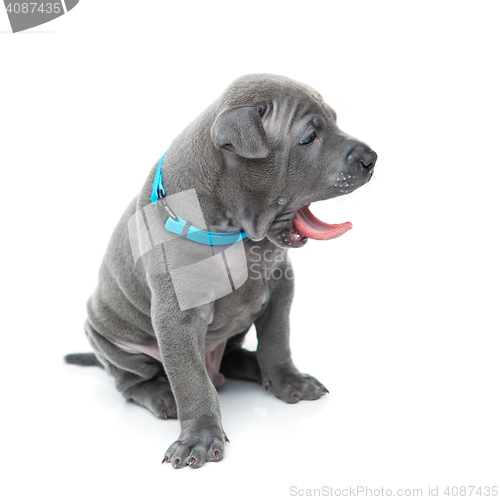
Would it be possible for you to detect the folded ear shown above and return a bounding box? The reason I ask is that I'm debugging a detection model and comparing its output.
[211,106,270,159]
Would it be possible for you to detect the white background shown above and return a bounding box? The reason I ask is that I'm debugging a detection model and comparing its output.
[1,1,499,499]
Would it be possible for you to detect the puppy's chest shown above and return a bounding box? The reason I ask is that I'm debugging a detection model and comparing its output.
[206,273,270,345]
[201,241,287,347]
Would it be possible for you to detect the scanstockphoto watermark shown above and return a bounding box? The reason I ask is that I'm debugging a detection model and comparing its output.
[129,188,249,311]
[290,486,499,497]
[3,0,79,33]
[248,245,294,281]
[290,486,424,498]
[129,187,294,311]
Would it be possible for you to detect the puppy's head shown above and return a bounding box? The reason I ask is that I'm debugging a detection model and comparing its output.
[211,74,377,248]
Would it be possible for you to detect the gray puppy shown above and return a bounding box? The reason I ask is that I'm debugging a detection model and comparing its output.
[66,74,377,469]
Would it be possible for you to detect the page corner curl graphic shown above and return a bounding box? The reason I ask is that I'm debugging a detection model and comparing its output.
[4,0,80,33]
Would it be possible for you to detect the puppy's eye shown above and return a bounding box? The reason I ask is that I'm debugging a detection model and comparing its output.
[300,132,316,145]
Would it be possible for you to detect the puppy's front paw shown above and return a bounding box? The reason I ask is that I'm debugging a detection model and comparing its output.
[263,364,328,404]
[162,417,227,469]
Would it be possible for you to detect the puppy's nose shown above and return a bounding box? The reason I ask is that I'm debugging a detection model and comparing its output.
[346,144,377,171]
[360,150,377,169]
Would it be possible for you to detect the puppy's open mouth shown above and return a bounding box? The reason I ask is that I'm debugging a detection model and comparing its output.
[273,204,353,248]
[294,205,353,241]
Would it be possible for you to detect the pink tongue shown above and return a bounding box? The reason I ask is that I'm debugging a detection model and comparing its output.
[294,205,353,240]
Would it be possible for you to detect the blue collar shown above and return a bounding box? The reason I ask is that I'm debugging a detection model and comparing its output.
[151,151,247,246]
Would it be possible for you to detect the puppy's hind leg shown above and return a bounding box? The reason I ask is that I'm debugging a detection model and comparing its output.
[220,331,262,384]
[85,320,177,419]
[125,372,177,419]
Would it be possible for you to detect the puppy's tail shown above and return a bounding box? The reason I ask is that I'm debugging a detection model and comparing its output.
[64,352,103,368]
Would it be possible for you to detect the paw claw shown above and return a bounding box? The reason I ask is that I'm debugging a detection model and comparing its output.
[165,418,225,469]
[266,370,328,403]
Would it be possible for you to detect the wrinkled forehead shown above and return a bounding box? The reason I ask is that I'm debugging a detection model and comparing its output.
[219,75,329,139]
[219,74,324,109]
[260,97,325,139]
